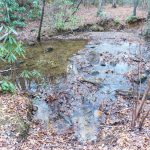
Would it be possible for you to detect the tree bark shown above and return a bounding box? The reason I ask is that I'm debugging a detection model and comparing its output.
[148,0,150,19]
[37,0,46,42]
[97,0,103,15]
[133,0,139,16]
[142,1,150,37]
[112,0,117,8]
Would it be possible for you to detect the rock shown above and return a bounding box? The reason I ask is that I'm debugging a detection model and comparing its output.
[134,74,147,84]
[32,106,38,112]
[145,64,150,74]
[88,51,99,64]
[91,71,99,76]
[110,61,117,66]
[86,45,96,49]
[46,47,54,52]
[79,77,104,86]
[90,25,104,32]
[30,29,36,32]
[28,41,36,46]
[100,62,106,66]
[16,60,25,67]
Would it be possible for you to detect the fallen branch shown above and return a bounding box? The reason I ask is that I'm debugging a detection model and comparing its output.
[135,80,150,119]
[0,68,17,73]
[139,109,150,130]
[131,80,150,130]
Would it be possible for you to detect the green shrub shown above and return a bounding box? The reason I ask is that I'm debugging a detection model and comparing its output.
[0,0,41,27]
[52,0,79,31]
[97,11,107,18]
[114,18,120,25]
[126,15,138,24]
[0,0,26,27]
[0,80,16,93]
[27,0,41,20]
[20,70,42,79]
[0,26,25,64]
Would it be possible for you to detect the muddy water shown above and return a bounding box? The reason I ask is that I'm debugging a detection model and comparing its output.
[30,34,150,143]
[22,40,87,78]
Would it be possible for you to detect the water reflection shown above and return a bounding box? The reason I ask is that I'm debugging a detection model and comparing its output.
[12,40,150,142]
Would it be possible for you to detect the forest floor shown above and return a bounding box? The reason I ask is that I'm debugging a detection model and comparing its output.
[76,5,146,25]
[17,5,147,43]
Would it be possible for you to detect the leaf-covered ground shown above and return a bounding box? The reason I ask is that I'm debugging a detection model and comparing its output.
[0,94,149,149]
[0,94,31,149]
[17,5,146,43]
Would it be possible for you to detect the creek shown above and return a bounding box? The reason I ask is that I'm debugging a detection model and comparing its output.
[2,32,150,143]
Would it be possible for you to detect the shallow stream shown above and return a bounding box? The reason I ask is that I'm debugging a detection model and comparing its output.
[2,32,150,143]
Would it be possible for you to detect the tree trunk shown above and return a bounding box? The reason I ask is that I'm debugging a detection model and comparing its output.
[112,0,117,8]
[37,0,46,42]
[97,0,103,15]
[133,0,139,16]
[148,0,150,20]
[143,0,150,37]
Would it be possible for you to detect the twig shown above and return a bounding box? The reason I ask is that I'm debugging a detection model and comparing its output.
[0,68,17,73]
[139,109,150,130]
[135,80,150,119]
[131,102,137,129]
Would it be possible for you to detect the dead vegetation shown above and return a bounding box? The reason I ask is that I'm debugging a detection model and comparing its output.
[0,94,31,148]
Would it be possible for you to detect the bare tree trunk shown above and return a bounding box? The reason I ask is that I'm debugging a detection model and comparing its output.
[143,0,150,37]
[97,0,103,15]
[133,0,139,16]
[148,0,150,20]
[37,0,46,42]
[112,0,117,8]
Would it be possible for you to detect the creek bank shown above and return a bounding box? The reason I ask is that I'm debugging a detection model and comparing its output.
[27,32,150,145]
[17,15,146,45]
